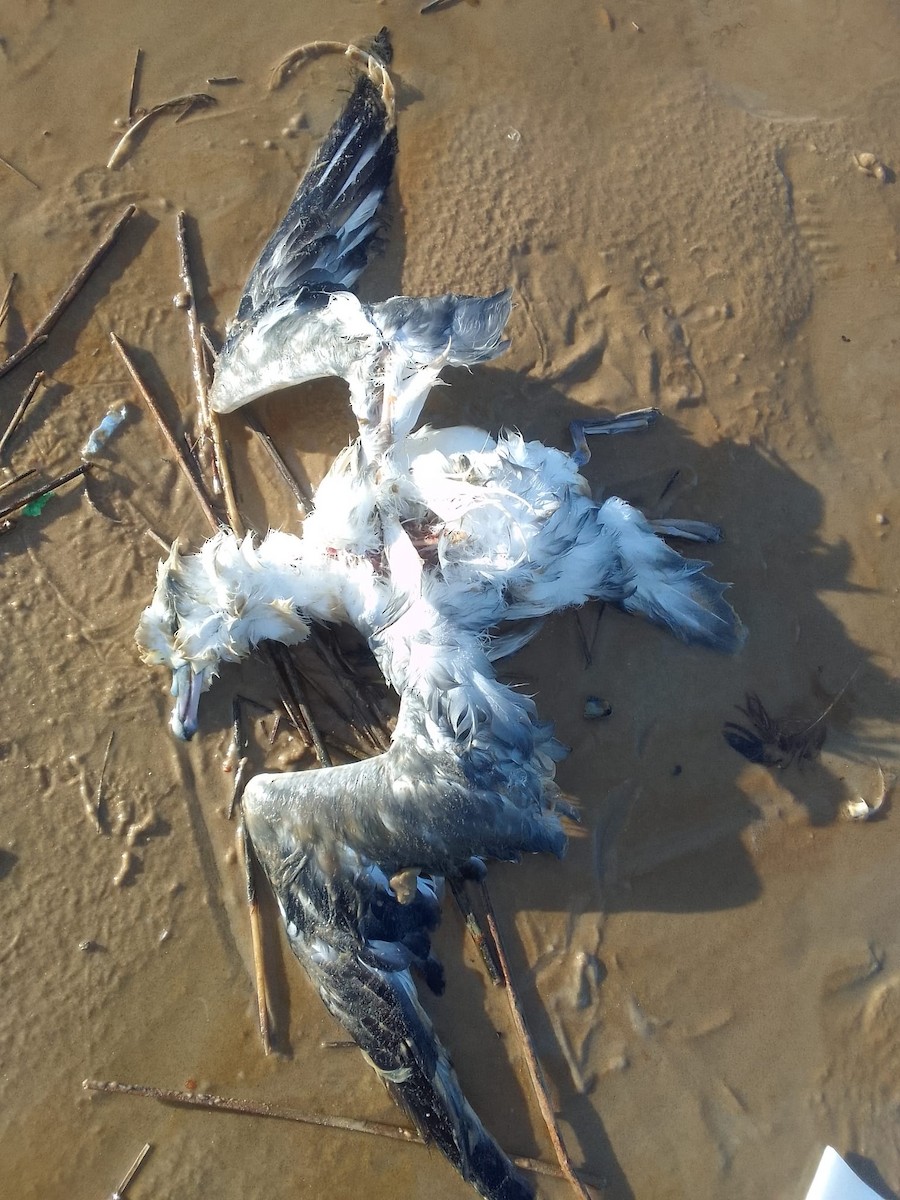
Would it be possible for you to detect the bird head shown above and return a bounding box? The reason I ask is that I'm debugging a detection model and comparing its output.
[136,532,314,740]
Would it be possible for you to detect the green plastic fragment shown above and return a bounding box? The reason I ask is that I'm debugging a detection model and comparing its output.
[23,492,54,517]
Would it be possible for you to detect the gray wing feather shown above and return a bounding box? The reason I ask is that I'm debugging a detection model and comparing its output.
[237,31,397,321]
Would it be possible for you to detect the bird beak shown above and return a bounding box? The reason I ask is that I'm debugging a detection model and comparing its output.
[169,664,205,740]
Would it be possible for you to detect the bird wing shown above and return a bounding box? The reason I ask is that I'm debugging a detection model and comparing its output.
[238,34,397,320]
[243,796,535,1200]
[208,33,396,413]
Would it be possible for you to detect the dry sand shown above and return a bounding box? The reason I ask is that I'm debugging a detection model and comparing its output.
[0,2,898,1198]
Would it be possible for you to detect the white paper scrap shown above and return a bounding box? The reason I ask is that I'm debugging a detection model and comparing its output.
[804,1146,885,1200]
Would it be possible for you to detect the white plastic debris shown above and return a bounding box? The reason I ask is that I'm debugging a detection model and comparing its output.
[81,404,129,457]
[804,1147,885,1200]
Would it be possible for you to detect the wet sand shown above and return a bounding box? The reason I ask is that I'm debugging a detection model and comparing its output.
[0,2,898,1198]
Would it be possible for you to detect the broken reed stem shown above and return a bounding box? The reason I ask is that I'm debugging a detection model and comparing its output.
[449,878,503,987]
[113,1141,151,1198]
[81,1078,593,1188]
[94,731,115,830]
[244,410,311,513]
[480,883,593,1200]
[109,332,220,533]
[237,819,272,1055]
[127,48,143,122]
[0,273,16,331]
[0,462,90,521]
[174,211,244,536]
[0,467,36,496]
[0,151,39,190]
[0,205,136,382]
[173,217,212,443]
[0,370,44,458]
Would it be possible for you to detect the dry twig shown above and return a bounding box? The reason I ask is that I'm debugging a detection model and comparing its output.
[0,273,16,332]
[0,205,136,382]
[244,410,311,513]
[0,151,38,190]
[0,462,90,522]
[237,819,272,1055]
[81,1078,595,1187]
[481,883,593,1200]
[449,878,503,986]
[175,212,243,533]
[265,643,333,769]
[0,371,44,459]
[110,1141,151,1199]
[0,467,36,496]
[109,332,220,532]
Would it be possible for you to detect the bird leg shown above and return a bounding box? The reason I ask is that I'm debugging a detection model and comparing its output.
[569,406,660,466]
[388,867,420,905]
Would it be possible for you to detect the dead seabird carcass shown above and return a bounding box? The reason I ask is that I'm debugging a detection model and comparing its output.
[136,31,744,1200]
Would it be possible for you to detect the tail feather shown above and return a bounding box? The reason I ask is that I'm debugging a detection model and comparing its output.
[599,496,746,652]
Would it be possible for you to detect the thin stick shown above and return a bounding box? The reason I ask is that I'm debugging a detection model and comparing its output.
[109,332,220,532]
[174,212,244,535]
[0,151,39,190]
[111,1141,150,1199]
[0,204,136,382]
[94,731,115,831]
[127,48,143,123]
[228,696,248,820]
[81,1078,595,1187]
[0,371,44,458]
[244,411,311,512]
[0,467,36,496]
[237,819,272,1055]
[796,662,863,740]
[480,883,592,1200]
[0,335,47,378]
[199,322,218,373]
[0,462,90,521]
[449,878,503,987]
[0,272,16,330]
